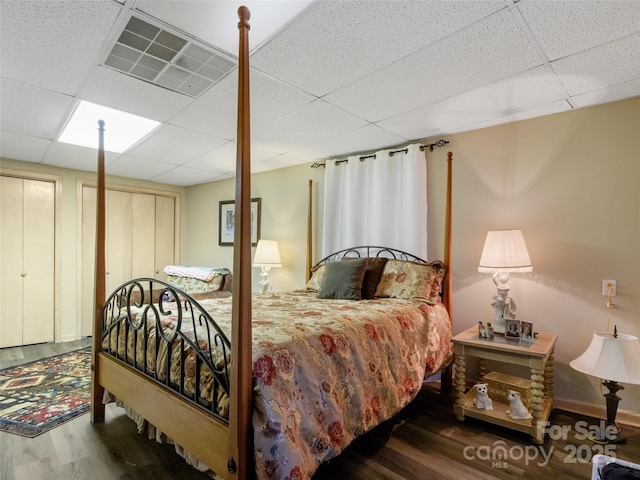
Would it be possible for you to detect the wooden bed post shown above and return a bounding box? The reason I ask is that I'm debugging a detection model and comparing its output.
[306,179,313,282]
[441,151,453,395]
[228,6,253,479]
[91,119,106,424]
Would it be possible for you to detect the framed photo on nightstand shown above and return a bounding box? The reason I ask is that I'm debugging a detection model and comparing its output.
[521,321,534,343]
[505,319,521,339]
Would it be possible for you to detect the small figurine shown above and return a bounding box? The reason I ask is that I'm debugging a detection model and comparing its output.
[506,390,532,420]
[486,322,494,339]
[478,321,486,339]
[473,383,493,410]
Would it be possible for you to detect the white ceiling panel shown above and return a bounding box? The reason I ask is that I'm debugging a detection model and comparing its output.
[518,0,640,61]
[250,0,510,96]
[252,100,368,154]
[150,165,221,186]
[551,33,640,95]
[324,8,544,122]
[0,0,121,95]
[79,66,192,122]
[170,69,316,138]
[0,79,75,138]
[459,99,573,134]
[571,78,640,108]
[42,142,119,171]
[377,65,569,139]
[291,124,408,162]
[127,124,227,164]
[0,131,51,164]
[135,0,315,57]
[1,1,639,185]
[107,155,176,181]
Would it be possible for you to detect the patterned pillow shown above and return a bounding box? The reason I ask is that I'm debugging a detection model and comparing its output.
[167,274,225,294]
[305,265,326,291]
[342,257,388,299]
[374,259,446,304]
[317,259,368,300]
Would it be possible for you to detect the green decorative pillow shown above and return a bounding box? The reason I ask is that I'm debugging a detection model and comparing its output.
[342,257,388,299]
[317,259,368,300]
[374,259,446,304]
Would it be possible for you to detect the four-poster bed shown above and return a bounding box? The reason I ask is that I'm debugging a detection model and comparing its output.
[90,7,454,480]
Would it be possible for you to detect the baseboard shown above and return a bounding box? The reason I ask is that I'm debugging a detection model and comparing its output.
[60,334,78,343]
[554,397,640,428]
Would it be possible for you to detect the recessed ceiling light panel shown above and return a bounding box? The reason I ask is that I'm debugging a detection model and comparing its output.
[58,100,160,153]
[102,14,237,98]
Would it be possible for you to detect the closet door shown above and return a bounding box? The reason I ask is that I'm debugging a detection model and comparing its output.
[155,195,175,279]
[0,176,24,347]
[131,193,156,279]
[80,186,177,337]
[22,179,55,344]
[106,190,133,294]
[0,176,55,347]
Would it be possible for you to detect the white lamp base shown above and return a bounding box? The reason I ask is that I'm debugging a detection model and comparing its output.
[259,265,272,294]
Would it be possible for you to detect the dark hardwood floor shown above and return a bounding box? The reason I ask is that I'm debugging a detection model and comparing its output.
[2,341,639,479]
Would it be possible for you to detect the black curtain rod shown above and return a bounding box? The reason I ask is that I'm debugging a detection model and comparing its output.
[311,139,449,168]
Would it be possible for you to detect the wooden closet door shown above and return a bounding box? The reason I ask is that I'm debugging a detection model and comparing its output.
[81,186,97,338]
[155,195,175,279]
[106,190,133,294]
[131,193,155,279]
[0,176,54,347]
[0,176,24,347]
[22,179,55,344]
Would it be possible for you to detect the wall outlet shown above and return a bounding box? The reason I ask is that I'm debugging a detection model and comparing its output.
[602,280,617,296]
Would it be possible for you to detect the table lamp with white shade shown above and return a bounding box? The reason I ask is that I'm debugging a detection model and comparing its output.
[570,326,640,444]
[253,239,281,293]
[478,229,533,334]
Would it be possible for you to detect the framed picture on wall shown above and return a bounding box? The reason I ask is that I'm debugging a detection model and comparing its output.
[218,197,261,246]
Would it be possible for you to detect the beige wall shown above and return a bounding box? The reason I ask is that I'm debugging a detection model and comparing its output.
[184,163,326,293]
[0,159,187,342]
[186,97,640,418]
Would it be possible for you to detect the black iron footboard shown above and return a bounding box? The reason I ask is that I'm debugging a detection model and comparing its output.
[101,278,231,422]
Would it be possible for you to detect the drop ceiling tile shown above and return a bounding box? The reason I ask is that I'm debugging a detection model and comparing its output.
[252,155,307,172]
[150,165,220,186]
[170,69,315,139]
[79,66,191,122]
[185,141,278,173]
[518,0,640,61]
[552,33,640,95]
[0,79,75,138]
[41,142,119,172]
[0,0,121,94]
[458,99,573,134]
[107,155,176,181]
[252,100,368,154]
[251,0,509,96]
[324,8,543,122]
[377,66,568,140]
[127,124,227,165]
[292,124,408,162]
[571,79,640,109]
[0,131,51,163]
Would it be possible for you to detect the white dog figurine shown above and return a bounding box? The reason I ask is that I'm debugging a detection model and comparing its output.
[506,390,532,420]
[473,383,493,410]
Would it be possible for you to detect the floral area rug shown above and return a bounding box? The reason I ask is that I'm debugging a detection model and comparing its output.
[0,347,91,437]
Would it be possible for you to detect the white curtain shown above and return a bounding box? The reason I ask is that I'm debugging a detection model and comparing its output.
[322,143,428,259]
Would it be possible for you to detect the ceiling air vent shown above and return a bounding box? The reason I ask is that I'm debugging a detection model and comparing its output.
[103,15,236,97]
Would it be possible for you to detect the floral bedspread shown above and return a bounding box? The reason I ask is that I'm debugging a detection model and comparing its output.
[105,290,452,480]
